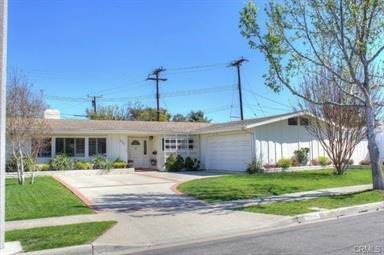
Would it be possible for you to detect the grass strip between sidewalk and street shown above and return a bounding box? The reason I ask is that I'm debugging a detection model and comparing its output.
[238,190,384,216]
[6,176,93,221]
[5,221,117,252]
[178,168,372,202]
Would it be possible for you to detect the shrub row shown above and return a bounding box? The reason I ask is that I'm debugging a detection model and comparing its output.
[7,154,131,172]
[165,154,200,172]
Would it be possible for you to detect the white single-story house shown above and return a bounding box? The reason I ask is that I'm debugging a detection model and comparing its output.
[32,111,379,172]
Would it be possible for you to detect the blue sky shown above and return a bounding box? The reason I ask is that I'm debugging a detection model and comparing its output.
[8,0,296,122]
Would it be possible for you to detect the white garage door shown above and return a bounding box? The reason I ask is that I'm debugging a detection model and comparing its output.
[206,133,252,172]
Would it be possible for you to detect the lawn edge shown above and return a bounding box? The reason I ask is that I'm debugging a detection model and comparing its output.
[52,176,97,212]
[7,221,118,253]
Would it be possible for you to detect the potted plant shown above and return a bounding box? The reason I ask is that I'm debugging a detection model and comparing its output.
[150,158,157,166]
[127,160,134,167]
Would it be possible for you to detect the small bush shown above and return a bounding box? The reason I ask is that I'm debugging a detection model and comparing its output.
[113,162,126,169]
[74,160,92,170]
[113,158,127,168]
[175,155,185,170]
[24,156,38,172]
[165,154,185,172]
[50,154,74,170]
[318,156,331,166]
[92,155,113,170]
[114,158,126,164]
[184,156,200,171]
[37,163,50,171]
[165,154,177,171]
[277,158,292,169]
[246,159,264,174]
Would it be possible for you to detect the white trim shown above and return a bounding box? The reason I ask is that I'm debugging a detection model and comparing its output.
[245,111,307,129]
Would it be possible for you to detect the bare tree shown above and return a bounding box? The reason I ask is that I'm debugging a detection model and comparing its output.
[6,72,50,184]
[299,69,367,175]
[240,0,384,189]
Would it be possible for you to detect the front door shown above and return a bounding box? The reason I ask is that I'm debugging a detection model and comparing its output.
[128,138,148,168]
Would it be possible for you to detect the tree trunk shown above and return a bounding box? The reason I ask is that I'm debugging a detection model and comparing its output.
[18,148,25,185]
[365,105,384,189]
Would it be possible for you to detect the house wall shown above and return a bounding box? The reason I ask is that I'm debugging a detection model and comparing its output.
[253,120,324,165]
[253,119,376,165]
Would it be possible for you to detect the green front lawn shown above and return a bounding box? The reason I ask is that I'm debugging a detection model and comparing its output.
[239,190,384,216]
[6,176,93,221]
[5,221,116,252]
[178,168,372,202]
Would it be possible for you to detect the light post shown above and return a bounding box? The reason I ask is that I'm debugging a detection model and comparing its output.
[0,0,7,250]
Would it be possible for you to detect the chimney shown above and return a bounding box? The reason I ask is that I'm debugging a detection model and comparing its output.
[44,109,60,119]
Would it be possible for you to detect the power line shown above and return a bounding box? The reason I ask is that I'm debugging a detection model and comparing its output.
[243,87,291,108]
[46,84,235,103]
[242,70,266,115]
[167,62,227,72]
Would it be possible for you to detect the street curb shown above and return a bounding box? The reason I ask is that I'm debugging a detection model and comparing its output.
[20,244,92,255]
[295,201,384,223]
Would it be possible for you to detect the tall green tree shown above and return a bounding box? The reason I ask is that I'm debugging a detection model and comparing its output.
[86,103,171,122]
[240,0,384,189]
[172,113,187,122]
[86,105,128,120]
[186,110,212,123]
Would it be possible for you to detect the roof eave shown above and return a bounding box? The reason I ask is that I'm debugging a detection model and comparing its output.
[244,111,307,129]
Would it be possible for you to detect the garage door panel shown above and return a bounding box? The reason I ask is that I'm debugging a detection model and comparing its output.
[206,134,252,172]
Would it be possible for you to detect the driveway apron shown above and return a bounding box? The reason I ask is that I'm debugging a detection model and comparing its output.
[57,172,291,248]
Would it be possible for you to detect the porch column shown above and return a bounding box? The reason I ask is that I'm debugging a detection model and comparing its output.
[51,137,56,158]
[85,137,89,159]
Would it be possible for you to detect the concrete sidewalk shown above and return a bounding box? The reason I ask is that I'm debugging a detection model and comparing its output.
[212,184,373,209]
[5,212,116,231]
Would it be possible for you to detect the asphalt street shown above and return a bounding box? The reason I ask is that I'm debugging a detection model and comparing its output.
[133,211,384,255]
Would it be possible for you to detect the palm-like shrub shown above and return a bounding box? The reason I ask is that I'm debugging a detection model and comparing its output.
[247,159,264,174]
[50,154,74,170]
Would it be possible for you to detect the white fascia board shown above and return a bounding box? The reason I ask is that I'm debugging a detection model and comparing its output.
[244,111,308,129]
[50,130,192,136]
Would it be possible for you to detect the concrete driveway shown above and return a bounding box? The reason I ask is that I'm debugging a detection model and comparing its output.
[58,171,213,213]
[57,172,292,251]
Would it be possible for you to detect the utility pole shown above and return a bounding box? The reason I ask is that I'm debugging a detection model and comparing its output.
[0,0,7,250]
[229,57,248,120]
[87,95,102,114]
[146,67,167,121]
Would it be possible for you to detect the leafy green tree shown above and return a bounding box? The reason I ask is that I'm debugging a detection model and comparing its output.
[172,113,187,122]
[86,105,128,120]
[186,110,211,123]
[240,0,384,189]
[86,103,171,121]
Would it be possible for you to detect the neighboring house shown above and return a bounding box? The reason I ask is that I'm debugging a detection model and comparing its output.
[32,111,375,172]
